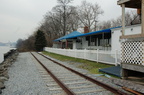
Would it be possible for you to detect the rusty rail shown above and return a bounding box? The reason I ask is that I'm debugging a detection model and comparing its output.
[38,52,128,95]
[122,87,143,95]
[30,52,76,95]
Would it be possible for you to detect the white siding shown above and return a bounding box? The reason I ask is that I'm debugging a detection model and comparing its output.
[124,25,141,35]
[111,24,141,52]
[73,40,76,49]
[82,37,88,49]
[111,30,122,52]
[76,42,82,49]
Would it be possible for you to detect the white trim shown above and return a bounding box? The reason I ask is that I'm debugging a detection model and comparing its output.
[142,0,144,34]
[117,0,130,5]
[122,4,125,36]
[111,24,141,31]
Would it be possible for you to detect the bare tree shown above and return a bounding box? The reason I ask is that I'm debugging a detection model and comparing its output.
[56,0,73,35]
[76,0,103,32]
[39,6,78,46]
[39,1,80,47]
[98,10,139,30]
[111,16,122,27]
[98,20,112,30]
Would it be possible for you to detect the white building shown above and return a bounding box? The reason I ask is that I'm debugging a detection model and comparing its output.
[46,0,144,79]
[111,24,141,52]
[117,0,144,78]
[53,24,141,52]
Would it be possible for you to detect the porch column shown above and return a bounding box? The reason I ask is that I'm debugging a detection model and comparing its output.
[73,40,76,49]
[142,0,144,34]
[65,40,68,48]
[102,32,104,50]
[61,42,62,48]
[122,4,125,36]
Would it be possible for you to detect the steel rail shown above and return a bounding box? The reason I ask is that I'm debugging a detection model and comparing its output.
[38,52,128,95]
[30,52,76,95]
[122,87,143,95]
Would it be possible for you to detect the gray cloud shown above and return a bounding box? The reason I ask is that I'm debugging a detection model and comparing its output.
[0,0,133,43]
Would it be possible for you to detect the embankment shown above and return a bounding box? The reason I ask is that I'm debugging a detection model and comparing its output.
[0,49,18,94]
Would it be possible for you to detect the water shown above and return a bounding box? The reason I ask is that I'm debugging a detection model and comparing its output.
[0,46,16,63]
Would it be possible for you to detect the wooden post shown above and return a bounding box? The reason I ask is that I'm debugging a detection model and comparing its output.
[115,50,118,66]
[142,0,144,34]
[90,36,91,49]
[61,42,63,49]
[97,49,99,63]
[102,32,104,50]
[122,4,125,36]
[121,68,128,79]
[65,40,68,48]
[84,48,86,59]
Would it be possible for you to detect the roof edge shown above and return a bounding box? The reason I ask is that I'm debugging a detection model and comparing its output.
[117,0,130,5]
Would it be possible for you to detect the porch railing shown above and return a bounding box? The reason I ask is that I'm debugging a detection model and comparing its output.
[44,47,120,65]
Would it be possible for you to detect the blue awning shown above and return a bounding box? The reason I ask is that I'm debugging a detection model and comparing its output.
[54,26,121,42]
[68,28,110,39]
[67,26,121,39]
[54,31,82,41]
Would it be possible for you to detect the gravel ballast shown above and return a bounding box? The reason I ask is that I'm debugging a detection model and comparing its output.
[41,53,144,94]
[2,52,50,95]
[2,52,144,94]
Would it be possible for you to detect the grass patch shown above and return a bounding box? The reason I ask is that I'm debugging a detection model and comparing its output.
[42,51,116,76]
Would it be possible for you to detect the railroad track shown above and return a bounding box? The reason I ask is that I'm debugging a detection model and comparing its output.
[30,52,132,95]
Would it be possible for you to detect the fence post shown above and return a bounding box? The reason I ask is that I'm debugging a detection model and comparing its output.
[64,49,66,56]
[115,50,118,66]
[84,48,86,59]
[97,49,99,63]
[75,49,77,58]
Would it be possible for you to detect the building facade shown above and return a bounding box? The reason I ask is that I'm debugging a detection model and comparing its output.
[54,24,141,52]
[118,0,144,78]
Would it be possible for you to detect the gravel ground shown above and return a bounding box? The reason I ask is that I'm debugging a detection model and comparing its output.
[34,52,114,95]
[2,52,144,95]
[2,52,50,95]
[41,53,144,94]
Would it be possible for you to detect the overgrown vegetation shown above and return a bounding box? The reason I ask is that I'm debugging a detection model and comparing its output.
[35,30,47,51]
[16,30,47,52]
[42,51,113,74]
[16,35,35,52]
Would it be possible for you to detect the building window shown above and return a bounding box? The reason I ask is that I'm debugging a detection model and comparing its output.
[90,36,95,46]
[87,33,111,47]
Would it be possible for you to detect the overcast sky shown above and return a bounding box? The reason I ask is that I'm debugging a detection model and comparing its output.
[0,0,133,43]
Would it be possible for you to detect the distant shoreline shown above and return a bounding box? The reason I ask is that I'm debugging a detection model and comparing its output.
[0,46,16,63]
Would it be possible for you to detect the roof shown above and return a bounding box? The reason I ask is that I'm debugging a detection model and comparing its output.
[117,0,141,8]
[54,26,121,41]
[54,31,82,41]
[65,26,121,39]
